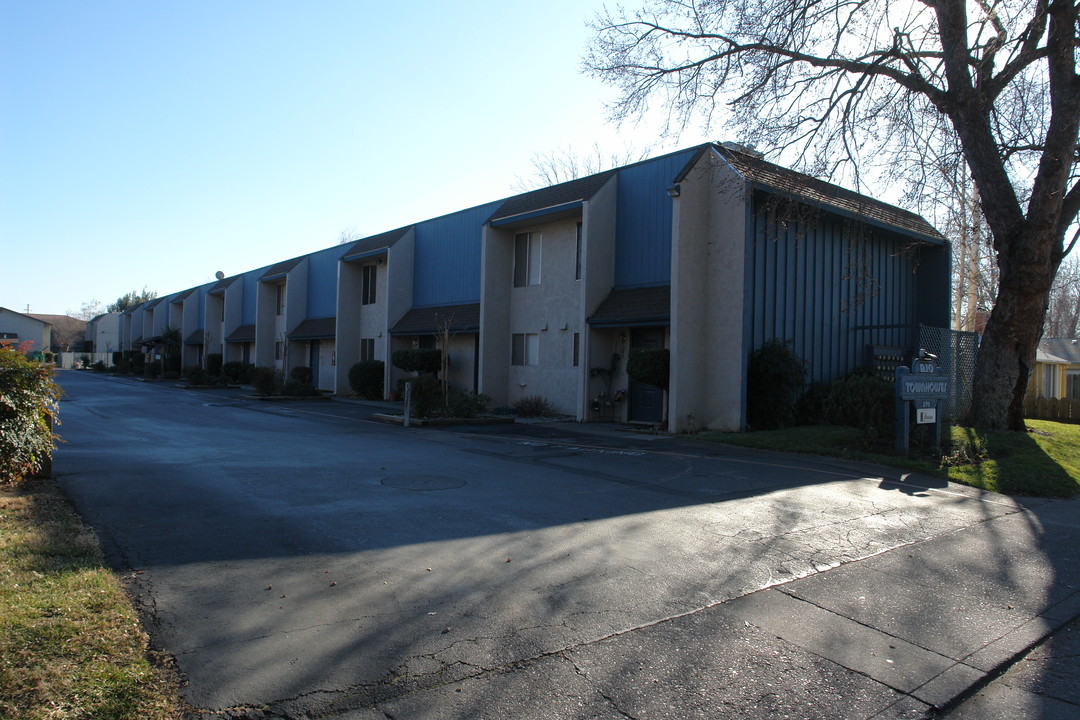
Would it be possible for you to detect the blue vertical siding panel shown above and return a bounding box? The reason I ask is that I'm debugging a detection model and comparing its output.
[614,149,698,287]
[306,245,349,317]
[414,202,502,306]
[242,269,261,325]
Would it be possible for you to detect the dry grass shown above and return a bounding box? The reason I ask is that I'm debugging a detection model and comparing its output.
[0,479,183,720]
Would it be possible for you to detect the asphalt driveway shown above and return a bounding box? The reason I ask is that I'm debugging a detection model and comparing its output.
[53,371,1080,719]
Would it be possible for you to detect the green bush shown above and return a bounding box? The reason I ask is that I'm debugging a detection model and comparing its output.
[221,361,243,382]
[348,360,385,399]
[91,360,108,373]
[626,348,670,390]
[237,363,255,384]
[392,348,441,375]
[795,382,832,426]
[186,367,209,385]
[0,346,61,483]
[513,395,551,418]
[283,379,319,396]
[446,389,491,418]
[250,366,283,396]
[398,375,441,417]
[162,371,180,380]
[747,339,807,430]
[289,366,312,383]
[823,369,894,442]
[206,353,223,376]
[145,360,162,379]
[130,353,145,373]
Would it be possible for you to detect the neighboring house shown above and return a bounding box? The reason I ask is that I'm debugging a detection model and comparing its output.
[29,313,84,352]
[120,142,950,430]
[0,306,52,353]
[1029,338,1080,400]
[86,313,122,354]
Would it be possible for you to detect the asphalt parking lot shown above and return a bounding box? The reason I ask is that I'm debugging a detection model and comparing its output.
[54,371,1080,719]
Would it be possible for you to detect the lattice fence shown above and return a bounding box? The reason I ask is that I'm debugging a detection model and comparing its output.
[918,325,980,421]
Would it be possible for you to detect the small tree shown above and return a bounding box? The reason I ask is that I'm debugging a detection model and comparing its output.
[746,340,807,431]
[0,344,61,483]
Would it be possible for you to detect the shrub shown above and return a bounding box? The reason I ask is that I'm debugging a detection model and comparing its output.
[823,369,894,442]
[237,363,255,384]
[348,360,385,399]
[289,365,312,383]
[626,348,670,390]
[0,346,60,483]
[795,382,832,426]
[206,353,223,376]
[186,367,209,386]
[392,348,441,375]
[222,361,244,382]
[145,360,162,379]
[130,354,145,373]
[162,371,180,380]
[398,375,441,417]
[283,379,319,397]
[446,389,491,418]
[112,351,123,366]
[91,360,107,373]
[250,366,283,396]
[513,394,551,418]
[747,339,807,430]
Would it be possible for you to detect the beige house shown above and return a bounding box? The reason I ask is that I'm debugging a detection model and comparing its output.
[0,306,52,353]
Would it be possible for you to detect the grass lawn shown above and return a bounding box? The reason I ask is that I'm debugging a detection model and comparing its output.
[699,419,1080,498]
[0,479,182,720]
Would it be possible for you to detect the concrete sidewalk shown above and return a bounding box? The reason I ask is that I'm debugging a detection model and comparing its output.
[342,477,1079,720]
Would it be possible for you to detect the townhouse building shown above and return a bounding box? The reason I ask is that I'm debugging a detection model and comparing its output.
[112,142,950,431]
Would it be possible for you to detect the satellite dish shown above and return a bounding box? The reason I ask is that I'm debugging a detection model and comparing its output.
[215,271,225,280]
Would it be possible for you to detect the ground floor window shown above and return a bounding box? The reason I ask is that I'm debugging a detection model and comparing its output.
[572,332,580,367]
[1067,370,1080,400]
[512,333,538,366]
[360,338,375,362]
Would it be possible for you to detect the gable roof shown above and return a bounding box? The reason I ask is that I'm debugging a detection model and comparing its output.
[342,227,412,263]
[490,171,616,224]
[1039,338,1080,365]
[390,303,480,335]
[589,286,671,327]
[225,324,256,343]
[707,145,945,243]
[208,275,241,294]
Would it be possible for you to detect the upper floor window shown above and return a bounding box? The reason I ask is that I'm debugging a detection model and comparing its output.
[513,232,541,287]
[275,283,286,315]
[362,264,377,305]
[575,222,583,280]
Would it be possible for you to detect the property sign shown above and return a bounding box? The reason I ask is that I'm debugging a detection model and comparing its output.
[895,352,948,453]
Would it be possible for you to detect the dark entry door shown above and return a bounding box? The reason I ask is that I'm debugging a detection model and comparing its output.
[309,341,320,387]
[628,328,664,423]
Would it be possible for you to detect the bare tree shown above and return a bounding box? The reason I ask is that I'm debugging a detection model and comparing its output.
[512,141,655,191]
[1045,240,1080,338]
[68,299,104,322]
[586,0,1080,430]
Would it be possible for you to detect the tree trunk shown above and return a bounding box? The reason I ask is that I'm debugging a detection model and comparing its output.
[970,226,1060,430]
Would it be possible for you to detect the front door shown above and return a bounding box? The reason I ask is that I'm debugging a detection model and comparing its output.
[628,328,665,423]
[309,341,320,387]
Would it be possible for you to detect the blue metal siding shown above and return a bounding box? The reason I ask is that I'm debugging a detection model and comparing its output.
[413,202,501,307]
[306,245,349,318]
[747,196,922,384]
[196,285,208,329]
[614,149,697,287]
[242,269,262,325]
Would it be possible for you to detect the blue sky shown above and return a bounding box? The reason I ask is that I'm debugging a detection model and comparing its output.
[1,1,712,316]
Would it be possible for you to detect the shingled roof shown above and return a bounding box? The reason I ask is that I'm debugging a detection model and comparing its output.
[490,171,615,223]
[289,317,336,340]
[225,324,256,343]
[589,286,671,327]
[342,227,412,262]
[1039,338,1080,365]
[708,145,944,242]
[390,303,480,335]
[260,257,304,281]
[208,275,240,294]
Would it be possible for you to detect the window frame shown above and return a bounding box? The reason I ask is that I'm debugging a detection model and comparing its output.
[513,232,542,287]
[511,333,539,366]
[361,264,377,305]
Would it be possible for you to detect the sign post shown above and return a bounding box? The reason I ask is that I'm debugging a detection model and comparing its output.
[895,351,948,454]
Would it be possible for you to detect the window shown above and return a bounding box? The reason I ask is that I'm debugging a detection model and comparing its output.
[1042,366,1059,398]
[572,332,580,367]
[275,283,286,315]
[513,232,542,287]
[1067,370,1080,400]
[274,341,283,360]
[511,333,539,366]
[575,222,582,280]
[360,338,375,362]
[361,265,377,305]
